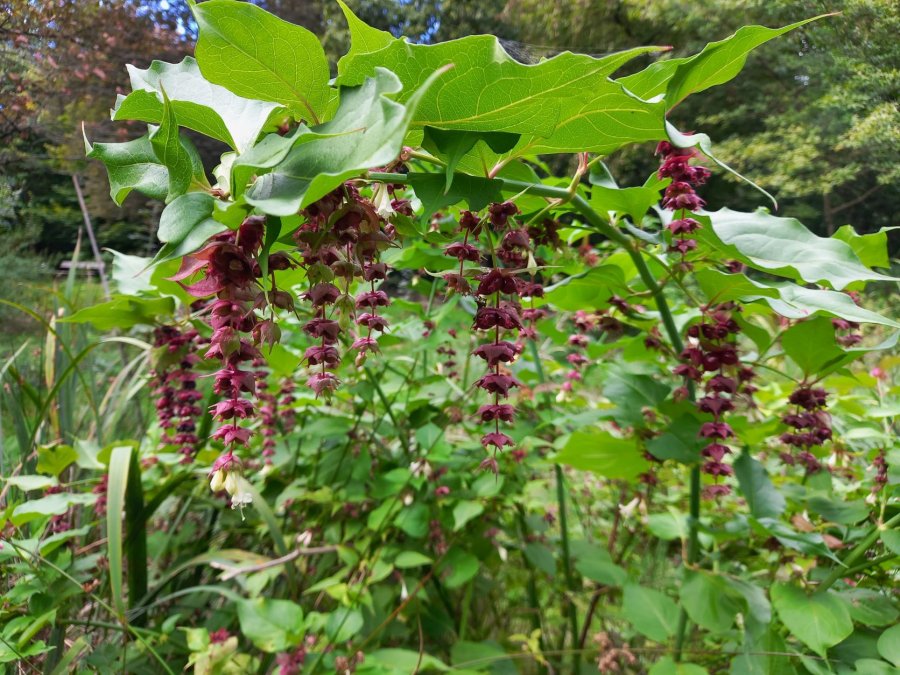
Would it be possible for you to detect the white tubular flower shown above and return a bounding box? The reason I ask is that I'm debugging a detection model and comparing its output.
[372,182,395,220]
[209,470,226,493]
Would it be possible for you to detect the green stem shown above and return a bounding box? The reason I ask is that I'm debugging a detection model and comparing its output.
[527,338,579,673]
[555,463,580,671]
[818,511,900,592]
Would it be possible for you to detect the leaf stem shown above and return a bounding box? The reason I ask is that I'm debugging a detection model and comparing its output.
[817,511,900,591]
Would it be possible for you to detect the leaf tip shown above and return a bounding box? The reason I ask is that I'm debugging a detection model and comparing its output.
[82,122,93,155]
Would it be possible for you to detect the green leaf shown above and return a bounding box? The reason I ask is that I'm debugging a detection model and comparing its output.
[695,270,900,328]
[452,500,484,532]
[706,208,894,290]
[3,475,57,491]
[877,624,900,667]
[523,543,556,577]
[237,597,304,652]
[246,68,445,215]
[649,657,708,675]
[36,444,78,477]
[394,503,429,538]
[665,123,776,206]
[733,450,785,519]
[647,510,689,541]
[61,296,174,331]
[602,367,670,427]
[807,495,870,525]
[150,88,194,200]
[554,430,649,481]
[880,530,900,555]
[113,57,284,152]
[408,172,504,219]
[230,126,308,198]
[337,17,668,156]
[771,583,853,657]
[438,547,479,589]
[151,191,230,266]
[752,518,840,562]
[832,225,893,269]
[572,542,627,586]
[109,250,155,295]
[85,133,175,205]
[781,317,853,376]
[544,265,626,311]
[839,588,899,628]
[450,640,514,673]
[591,177,666,226]
[336,0,394,61]
[680,571,745,633]
[366,649,449,672]
[622,583,678,642]
[158,192,216,245]
[394,551,433,569]
[422,126,519,191]
[621,18,825,106]
[646,414,704,463]
[192,0,335,122]
[9,493,96,526]
[852,659,897,675]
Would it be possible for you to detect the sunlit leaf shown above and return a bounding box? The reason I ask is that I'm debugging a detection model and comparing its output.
[113,57,284,152]
[192,0,335,121]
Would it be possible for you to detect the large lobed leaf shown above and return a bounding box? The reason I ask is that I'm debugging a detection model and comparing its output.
[113,57,285,152]
[191,0,335,123]
[695,269,899,328]
[85,132,203,206]
[246,68,446,215]
[150,88,194,201]
[336,3,668,156]
[703,208,894,290]
[618,17,827,105]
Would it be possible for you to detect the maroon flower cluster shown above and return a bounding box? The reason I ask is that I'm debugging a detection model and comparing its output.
[872,448,888,496]
[561,311,593,395]
[255,369,298,465]
[296,185,395,398]
[150,325,204,463]
[444,202,546,472]
[656,140,710,271]
[442,209,481,295]
[171,216,275,465]
[832,317,863,347]
[436,328,459,379]
[276,640,312,675]
[779,385,831,473]
[93,474,108,517]
[676,303,755,498]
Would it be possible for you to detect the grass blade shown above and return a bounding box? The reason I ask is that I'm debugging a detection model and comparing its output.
[107,445,132,621]
[125,449,148,624]
[48,636,88,675]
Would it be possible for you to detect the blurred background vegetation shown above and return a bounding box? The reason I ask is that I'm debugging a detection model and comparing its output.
[2,0,897,339]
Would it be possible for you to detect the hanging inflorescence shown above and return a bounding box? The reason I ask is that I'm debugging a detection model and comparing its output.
[170,216,274,509]
[656,140,710,272]
[150,325,204,463]
[779,384,832,474]
[441,202,547,473]
[295,184,395,398]
[676,303,756,498]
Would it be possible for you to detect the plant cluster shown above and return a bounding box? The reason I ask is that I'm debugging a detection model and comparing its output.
[1,3,898,674]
